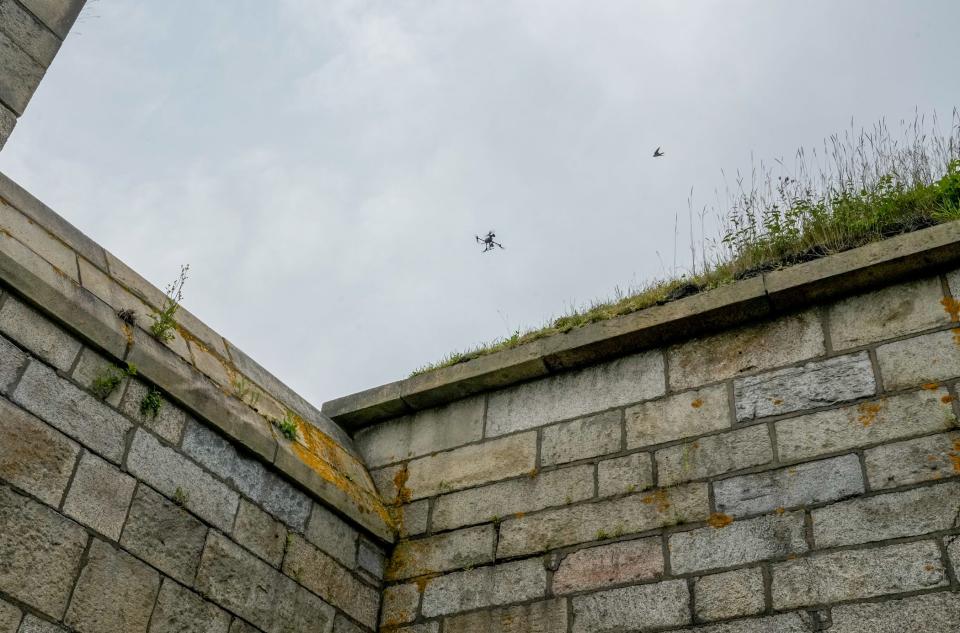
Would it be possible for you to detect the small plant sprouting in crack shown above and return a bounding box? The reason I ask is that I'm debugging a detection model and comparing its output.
[173,486,189,507]
[140,387,163,418]
[273,411,298,441]
[232,374,260,408]
[117,308,137,326]
[90,363,137,400]
[150,264,189,343]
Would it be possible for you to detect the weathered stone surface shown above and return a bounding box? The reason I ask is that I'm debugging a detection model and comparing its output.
[0,105,12,151]
[234,498,286,567]
[393,499,429,538]
[0,395,78,506]
[12,360,131,463]
[0,201,77,284]
[432,464,594,531]
[626,384,730,449]
[355,396,484,468]
[357,537,385,579]
[552,537,663,594]
[404,432,537,500]
[949,536,960,575]
[734,352,875,421]
[62,451,135,540]
[775,388,956,462]
[830,591,960,633]
[369,464,402,504]
[228,620,261,633]
[669,511,807,574]
[304,502,358,569]
[0,485,87,619]
[0,598,19,633]
[864,431,960,489]
[387,525,494,580]
[65,539,161,633]
[70,347,127,408]
[196,532,335,633]
[597,452,654,497]
[421,558,547,618]
[486,350,665,437]
[331,614,363,633]
[380,583,419,628]
[119,484,208,585]
[0,0,60,66]
[668,310,825,391]
[443,598,568,633]
[694,567,765,622]
[672,614,814,633]
[541,410,622,466]
[571,579,689,633]
[120,379,186,445]
[389,625,437,633]
[0,296,79,370]
[876,329,960,390]
[714,455,864,517]
[282,535,379,629]
[771,540,946,609]
[16,616,64,633]
[497,483,709,558]
[148,579,230,633]
[188,340,232,389]
[0,332,26,394]
[17,0,85,38]
[656,425,772,487]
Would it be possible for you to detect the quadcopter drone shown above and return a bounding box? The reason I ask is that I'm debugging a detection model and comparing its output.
[475,231,504,253]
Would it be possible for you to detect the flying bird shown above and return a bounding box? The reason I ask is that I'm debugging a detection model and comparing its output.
[653,147,664,158]
[476,231,504,253]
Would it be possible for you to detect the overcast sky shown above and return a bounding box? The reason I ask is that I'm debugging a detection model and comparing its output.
[2,0,958,404]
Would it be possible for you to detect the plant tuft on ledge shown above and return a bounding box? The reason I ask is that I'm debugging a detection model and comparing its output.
[140,387,163,418]
[273,411,299,441]
[150,264,189,343]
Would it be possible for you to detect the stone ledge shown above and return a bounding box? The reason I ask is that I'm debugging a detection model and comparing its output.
[324,221,960,430]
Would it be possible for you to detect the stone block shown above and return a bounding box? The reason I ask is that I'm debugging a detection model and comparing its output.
[119,484,207,586]
[380,583,419,628]
[369,464,402,504]
[355,396,484,468]
[668,310,825,391]
[0,296,79,370]
[694,567,765,622]
[0,485,87,619]
[148,578,231,633]
[357,537,385,579]
[486,350,665,437]
[713,454,864,517]
[597,452,654,497]
[443,598,568,633]
[0,0,60,66]
[0,205,78,283]
[431,464,594,531]
[0,598,19,633]
[876,329,960,390]
[552,536,663,594]
[497,482,709,558]
[625,384,730,449]
[393,499,429,538]
[0,332,26,394]
[771,540,946,609]
[668,511,807,574]
[421,558,547,618]
[0,104,12,150]
[404,432,537,500]
[949,536,959,575]
[656,425,772,487]
[234,498,286,567]
[812,481,960,548]
[672,614,814,633]
[331,614,363,633]
[120,379,186,445]
[65,539,161,633]
[304,502,358,569]
[389,626,437,633]
[62,451,135,540]
[70,347,127,408]
[864,431,960,489]
[196,532,335,633]
[282,535,379,629]
[15,616,64,633]
[829,591,960,633]
[228,620,260,633]
[12,360,131,463]
[17,0,85,38]
[734,352,875,421]
[188,340,232,388]
[570,579,689,633]
[541,410,622,466]
[386,524,494,581]
[126,429,239,531]
[0,395,78,507]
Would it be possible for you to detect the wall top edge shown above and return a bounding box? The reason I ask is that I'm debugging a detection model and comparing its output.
[324,221,960,430]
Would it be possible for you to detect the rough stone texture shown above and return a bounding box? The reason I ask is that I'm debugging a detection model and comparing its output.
[12,360,131,463]
[774,388,956,462]
[127,429,239,532]
[596,452,654,497]
[734,352,875,421]
[552,537,663,594]
[0,598,19,633]
[16,616,64,633]
[771,540,946,609]
[694,567,764,622]
[668,310,825,391]
[863,430,960,489]
[404,432,537,500]
[540,410,622,466]
[148,579,231,633]
[62,451,135,540]
[443,598,568,633]
[0,104,12,150]
[355,396,484,468]
[0,485,87,619]
[0,396,78,507]
[656,425,772,487]
[390,625,438,633]
[949,536,960,575]
[876,329,960,390]
[420,558,546,618]
[119,484,208,585]
[331,615,363,633]
[65,539,161,633]
[0,331,26,393]
[119,379,185,445]
[228,621,261,633]
[0,296,79,370]
[0,203,78,283]
[625,384,730,449]
[669,511,807,574]
[486,350,665,437]
[672,614,814,633]
[357,537,385,579]
[828,276,947,350]
[497,483,709,558]
[570,579,689,633]
[713,454,864,517]
[0,0,60,67]
[393,499,429,538]
[829,591,960,633]
[387,525,494,580]
[431,464,594,531]
[234,498,286,567]
[70,347,127,408]
[17,0,85,38]
[381,583,419,628]
[196,532,335,633]
[304,502,358,568]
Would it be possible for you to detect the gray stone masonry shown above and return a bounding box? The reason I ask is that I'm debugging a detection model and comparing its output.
[570,580,690,633]
[420,559,547,618]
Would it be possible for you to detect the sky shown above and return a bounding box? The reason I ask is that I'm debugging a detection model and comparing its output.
[2,0,959,405]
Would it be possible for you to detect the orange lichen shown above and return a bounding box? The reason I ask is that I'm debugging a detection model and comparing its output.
[922,382,941,390]
[707,513,733,528]
[952,327,960,346]
[950,439,960,474]
[393,465,412,505]
[772,398,784,406]
[641,489,671,513]
[775,507,786,515]
[942,395,954,404]
[856,401,885,427]
[942,297,960,322]
[690,398,703,409]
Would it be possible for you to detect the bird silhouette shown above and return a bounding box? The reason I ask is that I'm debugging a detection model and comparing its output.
[653,147,664,158]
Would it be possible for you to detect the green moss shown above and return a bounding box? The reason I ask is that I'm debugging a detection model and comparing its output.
[140,388,163,418]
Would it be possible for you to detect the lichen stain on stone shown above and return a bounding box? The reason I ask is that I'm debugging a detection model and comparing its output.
[922,382,941,390]
[690,398,704,409]
[942,395,954,404]
[775,507,786,515]
[950,439,960,474]
[707,512,733,529]
[393,465,412,505]
[772,398,784,406]
[941,296,960,323]
[641,489,671,513]
[856,400,886,427]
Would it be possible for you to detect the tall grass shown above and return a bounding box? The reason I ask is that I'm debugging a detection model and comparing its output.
[411,109,960,376]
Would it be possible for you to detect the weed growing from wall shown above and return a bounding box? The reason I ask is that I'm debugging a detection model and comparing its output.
[273,411,299,441]
[140,387,163,418]
[90,363,137,400]
[150,264,189,343]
